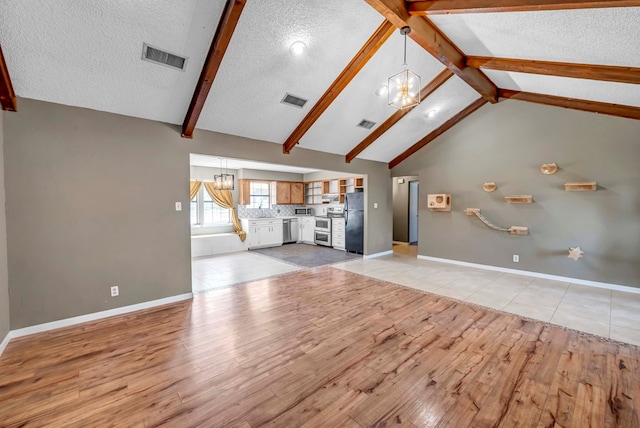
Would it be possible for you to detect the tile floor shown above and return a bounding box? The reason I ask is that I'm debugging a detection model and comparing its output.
[193,248,640,346]
[191,252,301,293]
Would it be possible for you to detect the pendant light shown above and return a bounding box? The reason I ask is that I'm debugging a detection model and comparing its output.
[213,158,234,190]
[388,26,421,110]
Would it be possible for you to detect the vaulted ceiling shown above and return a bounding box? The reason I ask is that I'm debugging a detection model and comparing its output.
[1,1,638,168]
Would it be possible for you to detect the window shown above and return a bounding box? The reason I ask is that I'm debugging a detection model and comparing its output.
[190,187,231,226]
[248,181,270,209]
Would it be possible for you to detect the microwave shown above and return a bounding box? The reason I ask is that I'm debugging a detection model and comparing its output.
[295,208,314,216]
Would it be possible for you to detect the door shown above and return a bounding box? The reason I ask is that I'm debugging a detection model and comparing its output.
[409,181,419,244]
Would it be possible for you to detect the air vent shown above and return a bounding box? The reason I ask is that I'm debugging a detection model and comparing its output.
[357,119,377,130]
[281,93,308,109]
[142,43,188,71]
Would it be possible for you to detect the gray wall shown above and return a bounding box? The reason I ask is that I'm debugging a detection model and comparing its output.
[392,175,418,242]
[238,169,303,182]
[4,98,392,329]
[392,100,640,288]
[0,111,9,340]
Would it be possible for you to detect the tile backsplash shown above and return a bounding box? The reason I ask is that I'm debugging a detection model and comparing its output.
[238,205,302,218]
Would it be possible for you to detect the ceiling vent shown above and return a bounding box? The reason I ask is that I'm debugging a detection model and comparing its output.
[281,93,308,109]
[142,43,188,71]
[357,119,377,130]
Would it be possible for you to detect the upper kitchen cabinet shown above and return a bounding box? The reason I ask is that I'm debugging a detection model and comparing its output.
[238,179,251,205]
[273,181,305,205]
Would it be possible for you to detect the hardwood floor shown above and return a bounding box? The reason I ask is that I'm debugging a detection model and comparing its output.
[1,267,638,427]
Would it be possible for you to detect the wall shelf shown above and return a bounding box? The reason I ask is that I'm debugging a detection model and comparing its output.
[465,208,528,235]
[505,195,532,204]
[483,182,497,192]
[565,182,597,191]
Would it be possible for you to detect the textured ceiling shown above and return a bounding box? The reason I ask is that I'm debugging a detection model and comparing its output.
[358,77,481,163]
[0,2,638,165]
[0,0,222,124]
[486,71,640,107]
[430,8,640,66]
[195,0,384,145]
[299,33,446,155]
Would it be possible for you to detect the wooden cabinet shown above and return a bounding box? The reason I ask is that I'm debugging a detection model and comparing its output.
[275,182,291,204]
[290,182,304,204]
[298,217,315,244]
[238,179,251,205]
[274,181,305,205]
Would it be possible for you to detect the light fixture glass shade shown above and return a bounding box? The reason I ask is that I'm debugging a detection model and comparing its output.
[388,68,421,110]
[213,173,234,190]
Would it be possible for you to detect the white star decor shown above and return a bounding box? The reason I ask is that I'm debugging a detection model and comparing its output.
[568,246,584,261]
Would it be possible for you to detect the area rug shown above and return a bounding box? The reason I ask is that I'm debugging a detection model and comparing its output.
[251,243,361,267]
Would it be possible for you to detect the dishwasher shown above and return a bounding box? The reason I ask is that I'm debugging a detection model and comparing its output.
[282,218,299,244]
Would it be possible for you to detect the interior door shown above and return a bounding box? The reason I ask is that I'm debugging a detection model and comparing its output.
[409,181,419,244]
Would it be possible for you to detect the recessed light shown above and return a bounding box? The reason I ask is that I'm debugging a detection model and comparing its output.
[289,41,306,56]
[375,85,388,97]
[426,109,437,118]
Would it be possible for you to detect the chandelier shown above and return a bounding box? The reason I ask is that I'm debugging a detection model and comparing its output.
[388,26,421,110]
[213,158,234,190]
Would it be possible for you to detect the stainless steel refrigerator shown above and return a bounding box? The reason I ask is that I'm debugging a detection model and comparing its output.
[345,192,364,254]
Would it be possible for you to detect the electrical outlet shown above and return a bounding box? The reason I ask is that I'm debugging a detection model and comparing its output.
[175,202,182,211]
[513,255,519,263]
[110,286,119,297]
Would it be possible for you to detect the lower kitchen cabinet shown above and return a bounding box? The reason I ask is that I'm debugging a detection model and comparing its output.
[241,219,283,249]
[298,217,315,244]
[332,217,345,250]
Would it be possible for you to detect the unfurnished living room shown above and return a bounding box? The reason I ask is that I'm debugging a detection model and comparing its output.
[1,1,639,427]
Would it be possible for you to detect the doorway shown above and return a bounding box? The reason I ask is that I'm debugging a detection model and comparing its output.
[409,180,419,244]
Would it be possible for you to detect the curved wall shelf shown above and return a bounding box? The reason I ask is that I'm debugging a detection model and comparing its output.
[465,208,528,235]
[541,163,558,175]
[483,182,497,192]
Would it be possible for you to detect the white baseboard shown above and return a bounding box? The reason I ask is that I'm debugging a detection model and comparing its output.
[9,293,193,340]
[418,255,640,294]
[365,250,393,259]
[0,331,10,357]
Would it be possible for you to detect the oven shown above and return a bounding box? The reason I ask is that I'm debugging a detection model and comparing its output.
[314,216,331,232]
[314,230,331,246]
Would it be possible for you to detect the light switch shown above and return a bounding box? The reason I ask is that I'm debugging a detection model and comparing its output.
[175,202,182,211]
[373,203,378,208]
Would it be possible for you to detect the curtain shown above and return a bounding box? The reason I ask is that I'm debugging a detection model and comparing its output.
[203,182,246,242]
[189,180,202,200]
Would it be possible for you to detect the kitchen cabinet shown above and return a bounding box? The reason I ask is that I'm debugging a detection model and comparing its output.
[238,179,251,205]
[331,217,345,250]
[298,217,315,244]
[241,218,283,249]
[274,182,305,205]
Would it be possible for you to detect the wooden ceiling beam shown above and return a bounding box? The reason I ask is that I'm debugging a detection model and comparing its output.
[181,0,246,139]
[345,68,454,163]
[282,20,395,154]
[0,44,17,112]
[389,97,487,169]
[407,0,640,15]
[499,89,640,120]
[365,0,498,103]
[467,57,640,85]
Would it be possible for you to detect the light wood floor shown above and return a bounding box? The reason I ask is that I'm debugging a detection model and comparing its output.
[1,267,639,427]
[393,243,418,257]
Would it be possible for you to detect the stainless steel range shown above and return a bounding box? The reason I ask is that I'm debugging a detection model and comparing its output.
[314,216,331,246]
[314,207,344,247]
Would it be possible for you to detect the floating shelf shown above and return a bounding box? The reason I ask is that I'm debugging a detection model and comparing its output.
[483,182,497,192]
[465,208,528,235]
[565,182,597,191]
[541,163,558,175]
[428,194,451,212]
[505,195,532,204]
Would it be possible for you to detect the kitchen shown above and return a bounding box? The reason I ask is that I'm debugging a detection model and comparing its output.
[190,155,366,265]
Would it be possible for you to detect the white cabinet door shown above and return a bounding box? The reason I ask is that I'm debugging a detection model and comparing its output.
[266,223,283,246]
[300,217,315,243]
